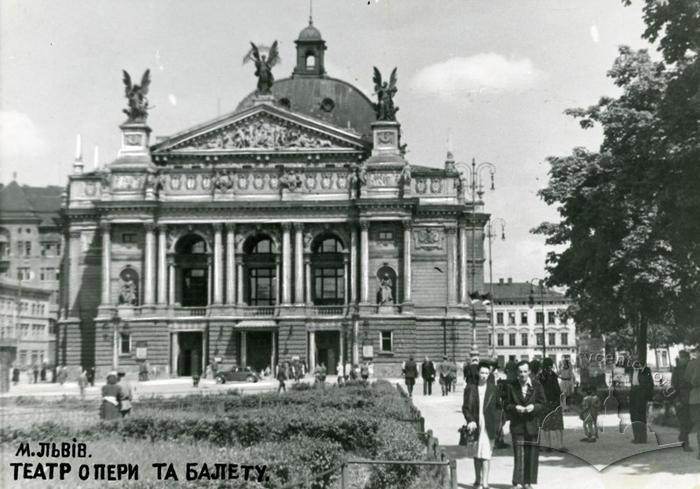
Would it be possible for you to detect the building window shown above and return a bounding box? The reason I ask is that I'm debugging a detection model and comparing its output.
[119,333,131,355]
[535,312,544,325]
[0,242,7,257]
[19,350,27,366]
[509,333,516,346]
[20,324,29,337]
[24,241,32,256]
[497,333,504,346]
[496,312,504,325]
[488,333,493,346]
[507,312,516,325]
[249,268,276,306]
[547,311,556,324]
[520,312,528,325]
[122,233,137,244]
[561,333,568,346]
[548,333,556,346]
[313,267,344,304]
[378,231,393,241]
[17,267,30,280]
[521,333,528,346]
[380,330,393,352]
[536,333,543,346]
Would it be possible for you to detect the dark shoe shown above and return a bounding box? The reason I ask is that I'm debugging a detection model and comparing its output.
[683,444,694,452]
[559,447,569,452]
[580,438,590,442]
[544,447,553,453]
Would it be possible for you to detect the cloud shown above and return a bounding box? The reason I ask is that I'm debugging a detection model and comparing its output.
[410,53,544,98]
[0,111,46,161]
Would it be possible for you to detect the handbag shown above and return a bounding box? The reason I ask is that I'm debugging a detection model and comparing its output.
[458,425,479,445]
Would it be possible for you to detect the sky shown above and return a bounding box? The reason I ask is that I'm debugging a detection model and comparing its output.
[0,0,652,283]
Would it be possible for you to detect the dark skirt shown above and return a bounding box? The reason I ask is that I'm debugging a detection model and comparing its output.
[541,400,564,431]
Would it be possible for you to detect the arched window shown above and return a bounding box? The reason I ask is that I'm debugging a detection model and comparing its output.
[244,236,277,306]
[175,234,209,307]
[312,236,344,306]
[305,52,316,69]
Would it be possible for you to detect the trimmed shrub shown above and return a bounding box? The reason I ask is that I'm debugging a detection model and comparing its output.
[366,420,426,489]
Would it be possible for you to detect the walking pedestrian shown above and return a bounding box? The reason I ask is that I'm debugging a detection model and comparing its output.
[504,360,545,489]
[87,367,96,386]
[439,355,451,396]
[537,358,566,452]
[462,361,501,489]
[672,350,693,451]
[78,368,88,400]
[464,356,480,386]
[11,365,20,386]
[360,361,370,382]
[99,372,122,421]
[403,355,418,398]
[558,358,575,411]
[277,362,288,393]
[579,385,600,442]
[32,364,39,384]
[421,356,436,395]
[117,371,134,417]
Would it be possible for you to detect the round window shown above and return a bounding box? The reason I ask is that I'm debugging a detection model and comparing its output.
[320,98,335,113]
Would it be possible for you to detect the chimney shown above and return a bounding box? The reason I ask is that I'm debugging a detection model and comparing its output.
[507,277,512,284]
[498,278,504,285]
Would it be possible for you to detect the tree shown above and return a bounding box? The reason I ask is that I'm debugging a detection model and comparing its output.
[534,1,700,362]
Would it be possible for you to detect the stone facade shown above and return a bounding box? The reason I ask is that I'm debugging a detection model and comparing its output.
[58,22,491,379]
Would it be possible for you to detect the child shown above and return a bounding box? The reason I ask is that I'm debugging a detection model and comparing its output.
[580,386,601,442]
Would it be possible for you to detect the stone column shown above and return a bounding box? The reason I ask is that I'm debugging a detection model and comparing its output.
[281,223,292,305]
[352,320,359,364]
[213,224,223,304]
[360,220,369,303]
[446,227,458,305]
[157,225,168,304]
[275,257,281,305]
[100,222,111,306]
[225,224,236,304]
[236,262,245,305]
[309,331,316,371]
[143,223,156,305]
[305,257,312,305]
[68,230,81,313]
[271,333,276,376]
[343,256,350,305]
[293,223,304,304]
[240,331,247,367]
[402,220,412,303]
[168,256,176,305]
[459,224,468,303]
[350,227,358,304]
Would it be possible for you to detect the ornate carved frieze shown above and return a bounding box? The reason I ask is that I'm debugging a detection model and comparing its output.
[414,177,445,195]
[368,172,399,187]
[112,174,145,191]
[414,227,445,251]
[173,114,339,151]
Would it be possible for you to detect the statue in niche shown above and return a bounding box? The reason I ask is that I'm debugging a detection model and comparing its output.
[399,161,412,185]
[243,41,280,95]
[377,273,394,305]
[122,69,151,123]
[118,268,139,306]
[372,67,399,121]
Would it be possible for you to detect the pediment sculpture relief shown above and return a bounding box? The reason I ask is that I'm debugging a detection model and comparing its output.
[176,117,339,151]
[414,228,445,251]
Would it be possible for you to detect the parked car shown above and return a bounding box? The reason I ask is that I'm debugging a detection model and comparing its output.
[215,367,259,384]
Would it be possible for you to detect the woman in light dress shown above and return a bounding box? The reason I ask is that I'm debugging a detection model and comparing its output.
[462,361,501,489]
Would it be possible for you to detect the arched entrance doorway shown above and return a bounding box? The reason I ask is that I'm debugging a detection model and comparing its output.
[175,234,209,307]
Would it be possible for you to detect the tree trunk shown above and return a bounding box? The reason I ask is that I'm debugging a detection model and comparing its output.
[637,313,648,365]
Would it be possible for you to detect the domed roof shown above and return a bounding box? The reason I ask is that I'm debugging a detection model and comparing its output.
[235,76,376,140]
[298,22,323,42]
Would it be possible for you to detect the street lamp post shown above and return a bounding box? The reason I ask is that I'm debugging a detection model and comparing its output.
[111,309,120,370]
[528,278,547,360]
[487,218,506,358]
[456,158,496,359]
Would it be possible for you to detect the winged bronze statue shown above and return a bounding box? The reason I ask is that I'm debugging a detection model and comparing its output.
[243,41,280,95]
[122,69,151,123]
[372,67,399,121]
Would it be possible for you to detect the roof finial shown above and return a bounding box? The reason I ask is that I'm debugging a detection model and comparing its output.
[446,128,454,161]
[309,0,313,25]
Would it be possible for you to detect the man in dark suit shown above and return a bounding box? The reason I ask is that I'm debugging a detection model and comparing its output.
[504,360,545,489]
[403,355,418,398]
[672,350,693,451]
[421,356,436,395]
[627,359,654,443]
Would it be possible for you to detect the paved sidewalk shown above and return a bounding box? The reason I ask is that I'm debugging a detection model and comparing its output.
[408,379,700,489]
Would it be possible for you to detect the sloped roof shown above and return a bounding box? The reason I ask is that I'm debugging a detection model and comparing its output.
[0,181,62,225]
[486,281,568,302]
